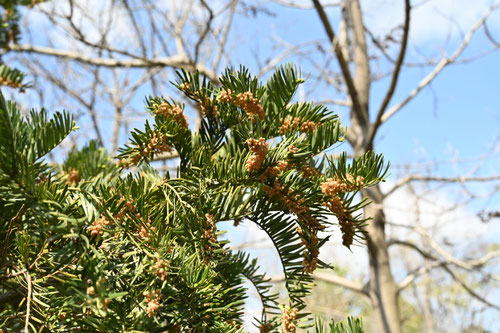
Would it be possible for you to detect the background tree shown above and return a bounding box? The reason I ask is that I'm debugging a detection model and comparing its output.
[2,0,500,332]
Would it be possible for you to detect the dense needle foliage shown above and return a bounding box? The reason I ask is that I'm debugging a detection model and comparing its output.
[0,0,46,90]
[0,66,387,332]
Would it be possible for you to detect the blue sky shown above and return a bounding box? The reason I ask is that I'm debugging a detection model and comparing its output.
[15,0,500,181]
[211,0,500,170]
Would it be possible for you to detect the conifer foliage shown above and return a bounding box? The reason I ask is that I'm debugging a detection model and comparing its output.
[0,65,387,332]
[0,1,45,91]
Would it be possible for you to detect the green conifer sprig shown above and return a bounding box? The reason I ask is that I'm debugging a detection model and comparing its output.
[1,65,387,332]
[0,1,49,91]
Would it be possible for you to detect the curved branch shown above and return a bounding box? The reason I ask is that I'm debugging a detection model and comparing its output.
[380,2,500,125]
[313,271,370,298]
[397,261,443,291]
[195,0,214,64]
[367,0,410,150]
[390,240,500,310]
[441,263,500,311]
[256,42,311,78]
[311,0,364,124]
[384,174,500,198]
[24,271,32,332]
[212,0,237,71]
[5,44,219,82]
[484,19,500,47]
[273,0,341,9]
[271,272,370,299]
[412,225,500,272]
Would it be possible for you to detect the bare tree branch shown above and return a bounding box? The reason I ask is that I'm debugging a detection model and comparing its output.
[389,234,500,282]
[312,271,369,297]
[367,0,410,150]
[380,2,500,124]
[314,99,352,107]
[111,106,123,155]
[24,271,32,331]
[22,56,104,144]
[347,0,371,131]
[170,0,192,58]
[256,44,305,77]
[412,225,500,273]
[484,19,500,47]
[441,264,500,311]
[270,271,370,298]
[5,44,218,82]
[338,3,349,62]
[229,237,272,250]
[366,24,499,68]
[397,261,443,291]
[195,0,214,64]
[273,0,341,9]
[385,174,500,198]
[312,0,366,128]
[153,151,180,162]
[390,239,500,309]
[213,0,237,71]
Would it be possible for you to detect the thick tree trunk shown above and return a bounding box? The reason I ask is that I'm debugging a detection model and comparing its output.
[347,0,370,148]
[362,184,402,333]
[342,1,402,331]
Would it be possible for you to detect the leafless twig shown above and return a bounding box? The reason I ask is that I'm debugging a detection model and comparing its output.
[24,270,32,331]
[367,0,410,149]
[270,271,370,298]
[380,2,500,125]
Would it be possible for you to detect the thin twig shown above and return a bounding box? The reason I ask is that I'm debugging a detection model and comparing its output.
[384,174,500,198]
[1,204,26,267]
[390,239,500,309]
[397,261,443,291]
[380,2,500,124]
[270,272,370,298]
[311,0,364,123]
[5,44,218,82]
[195,0,214,64]
[273,0,340,9]
[314,99,352,107]
[213,0,237,71]
[367,0,410,150]
[24,270,33,331]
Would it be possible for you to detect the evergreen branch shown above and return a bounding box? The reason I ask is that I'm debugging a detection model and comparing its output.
[1,64,388,331]
[314,316,364,333]
[232,251,279,325]
[23,270,32,332]
[0,64,29,91]
[248,209,314,311]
